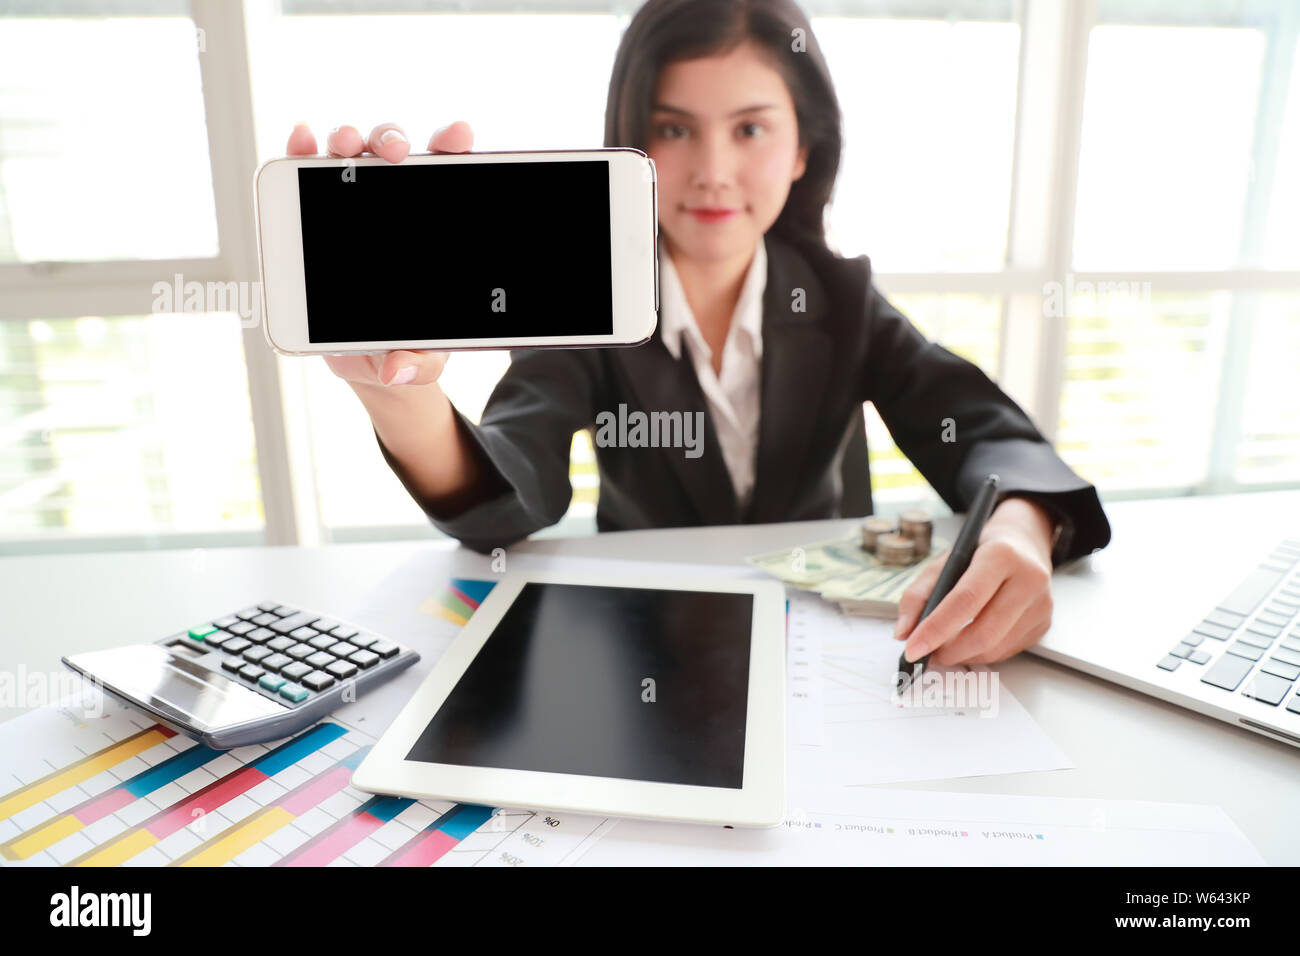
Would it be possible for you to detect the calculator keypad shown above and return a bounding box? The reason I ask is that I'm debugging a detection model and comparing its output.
[186,602,405,709]
[302,672,335,692]
[351,649,380,669]
[326,660,358,680]
[281,661,312,681]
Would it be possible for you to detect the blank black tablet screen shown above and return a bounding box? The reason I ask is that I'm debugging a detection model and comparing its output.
[403,583,753,788]
[297,161,613,343]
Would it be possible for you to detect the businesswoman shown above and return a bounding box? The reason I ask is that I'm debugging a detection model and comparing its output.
[284,0,1110,667]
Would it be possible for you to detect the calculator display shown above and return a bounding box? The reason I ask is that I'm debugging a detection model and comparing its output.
[71,644,286,731]
[403,583,753,788]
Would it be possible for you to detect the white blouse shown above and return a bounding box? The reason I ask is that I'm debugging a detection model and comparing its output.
[656,235,767,510]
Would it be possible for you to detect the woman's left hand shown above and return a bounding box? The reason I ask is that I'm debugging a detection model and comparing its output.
[893,497,1057,666]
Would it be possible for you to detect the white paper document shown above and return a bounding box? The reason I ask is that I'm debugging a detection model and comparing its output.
[580,786,1264,866]
[785,590,1073,786]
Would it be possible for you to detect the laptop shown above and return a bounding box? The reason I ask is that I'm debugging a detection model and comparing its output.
[1031,537,1300,749]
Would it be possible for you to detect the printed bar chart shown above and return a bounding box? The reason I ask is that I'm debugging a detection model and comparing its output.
[67,722,351,866]
[420,577,497,626]
[0,578,613,868]
[2,729,221,861]
[379,803,497,866]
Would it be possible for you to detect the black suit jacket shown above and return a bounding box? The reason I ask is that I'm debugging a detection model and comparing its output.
[376,233,1111,564]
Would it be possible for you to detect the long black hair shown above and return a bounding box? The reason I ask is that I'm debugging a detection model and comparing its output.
[603,0,843,253]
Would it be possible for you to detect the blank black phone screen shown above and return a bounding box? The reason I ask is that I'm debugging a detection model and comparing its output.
[403,583,753,789]
[298,161,613,342]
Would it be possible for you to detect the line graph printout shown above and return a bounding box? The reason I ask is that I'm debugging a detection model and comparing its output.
[786,596,826,747]
[785,591,1073,787]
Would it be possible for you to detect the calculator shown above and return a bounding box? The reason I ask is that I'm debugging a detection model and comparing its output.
[62,601,419,750]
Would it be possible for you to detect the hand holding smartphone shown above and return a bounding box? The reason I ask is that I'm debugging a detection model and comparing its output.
[278,121,460,389]
[257,120,659,380]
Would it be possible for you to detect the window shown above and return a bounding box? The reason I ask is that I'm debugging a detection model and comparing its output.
[307,351,511,530]
[817,7,1018,514]
[1058,290,1226,491]
[0,313,261,544]
[866,293,1003,509]
[1235,293,1300,486]
[1073,24,1264,272]
[1056,0,1300,497]
[0,1,265,554]
[0,6,219,262]
[818,14,1020,272]
[2,0,1296,554]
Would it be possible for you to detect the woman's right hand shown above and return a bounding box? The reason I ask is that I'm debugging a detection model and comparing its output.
[285,120,476,389]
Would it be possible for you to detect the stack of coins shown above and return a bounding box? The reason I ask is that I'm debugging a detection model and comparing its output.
[898,509,933,557]
[876,533,916,566]
[860,516,897,553]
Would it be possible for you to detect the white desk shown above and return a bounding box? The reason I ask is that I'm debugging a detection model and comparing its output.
[2,490,1297,864]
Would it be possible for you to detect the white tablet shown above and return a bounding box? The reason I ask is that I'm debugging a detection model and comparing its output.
[351,570,786,828]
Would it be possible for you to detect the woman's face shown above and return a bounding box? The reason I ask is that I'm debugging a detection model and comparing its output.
[647,40,808,267]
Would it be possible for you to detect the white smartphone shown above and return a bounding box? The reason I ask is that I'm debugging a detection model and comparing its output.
[254,148,659,355]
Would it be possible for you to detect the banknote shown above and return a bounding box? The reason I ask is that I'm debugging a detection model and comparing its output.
[746,535,950,618]
[744,536,889,587]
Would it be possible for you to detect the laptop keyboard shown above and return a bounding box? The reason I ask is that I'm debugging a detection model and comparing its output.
[1157,539,1300,712]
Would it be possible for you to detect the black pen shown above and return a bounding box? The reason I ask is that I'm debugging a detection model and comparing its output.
[895,474,1001,693]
